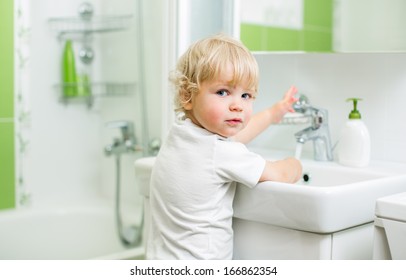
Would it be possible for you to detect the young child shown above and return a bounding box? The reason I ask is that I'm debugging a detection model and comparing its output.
[147,34,302,259]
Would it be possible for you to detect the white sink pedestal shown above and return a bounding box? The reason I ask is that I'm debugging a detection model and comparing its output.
[233,218,373,259]
[232,148,406,260]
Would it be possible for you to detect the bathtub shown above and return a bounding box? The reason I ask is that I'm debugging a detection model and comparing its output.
[0,199,145,260]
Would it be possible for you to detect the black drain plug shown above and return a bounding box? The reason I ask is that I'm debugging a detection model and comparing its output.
[303,173,311,182]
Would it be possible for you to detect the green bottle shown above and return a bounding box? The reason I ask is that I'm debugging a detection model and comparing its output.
[77,73,91,97]
[62,40,77,97]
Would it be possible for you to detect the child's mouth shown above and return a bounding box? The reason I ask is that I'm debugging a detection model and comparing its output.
[226,119,242,125]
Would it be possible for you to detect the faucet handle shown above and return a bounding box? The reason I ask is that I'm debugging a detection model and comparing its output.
[106,120,135,142]
[312,111,323,129]
[106,120,133,129]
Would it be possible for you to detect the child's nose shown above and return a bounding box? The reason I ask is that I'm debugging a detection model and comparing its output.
[230,98,243,111]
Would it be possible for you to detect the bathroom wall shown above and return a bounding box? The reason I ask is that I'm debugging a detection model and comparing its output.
[0,0,15,210]
[7,0,165,210]
[98,0,167,204]
[334,0,406,52]
[249,52,406,164]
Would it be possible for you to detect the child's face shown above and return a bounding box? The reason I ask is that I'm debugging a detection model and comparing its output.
[184,64,255,138]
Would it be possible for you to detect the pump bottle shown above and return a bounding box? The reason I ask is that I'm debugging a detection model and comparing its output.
[337,98,371,167]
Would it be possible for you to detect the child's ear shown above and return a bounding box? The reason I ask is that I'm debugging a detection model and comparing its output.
[180,90,193,110]
[183,100,193,110]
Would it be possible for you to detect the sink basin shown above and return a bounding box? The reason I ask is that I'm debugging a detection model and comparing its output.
[135,149,406,235]
[233,149,406,233]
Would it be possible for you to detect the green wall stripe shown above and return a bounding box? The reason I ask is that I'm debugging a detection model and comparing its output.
[0,0,16,210]
[240,0,333,52]
[0,123,15,210]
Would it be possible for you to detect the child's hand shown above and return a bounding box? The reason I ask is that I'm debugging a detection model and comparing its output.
[260,157,302,183]
[233,86,299,144]
[270,86,299,124]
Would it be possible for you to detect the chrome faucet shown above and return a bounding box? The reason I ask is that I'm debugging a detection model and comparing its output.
[294,96,333,161]
[105,120,139,156]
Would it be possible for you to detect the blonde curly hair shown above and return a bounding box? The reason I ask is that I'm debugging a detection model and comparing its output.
[171,34,259,113]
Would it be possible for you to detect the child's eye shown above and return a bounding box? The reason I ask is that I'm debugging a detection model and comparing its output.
[216,90,228,97]
[241,93,253,99]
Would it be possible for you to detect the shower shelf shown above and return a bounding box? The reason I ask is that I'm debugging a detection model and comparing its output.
[50,4,135,108]
[48,15,133,36]
[56,82,135,107]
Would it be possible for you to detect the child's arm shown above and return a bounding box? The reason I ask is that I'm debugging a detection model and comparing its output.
[234,86,298,144]
[259,157,302,183]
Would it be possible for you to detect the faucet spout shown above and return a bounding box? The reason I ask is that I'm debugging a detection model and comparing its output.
[295,126,318,144]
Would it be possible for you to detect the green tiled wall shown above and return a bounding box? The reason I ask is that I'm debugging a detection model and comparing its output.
[0,0,15,210]
[241,0,333,52]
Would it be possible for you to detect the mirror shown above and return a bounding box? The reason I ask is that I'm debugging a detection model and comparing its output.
[239,0,406,53]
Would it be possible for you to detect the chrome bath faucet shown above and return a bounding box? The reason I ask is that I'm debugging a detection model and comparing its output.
[104,120,139,156]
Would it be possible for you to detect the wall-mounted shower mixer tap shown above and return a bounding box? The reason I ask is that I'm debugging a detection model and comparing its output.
[104,120,144,248]
[104,120,140,156]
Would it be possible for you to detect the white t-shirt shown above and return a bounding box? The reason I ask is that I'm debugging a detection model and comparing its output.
[147,118,266,259]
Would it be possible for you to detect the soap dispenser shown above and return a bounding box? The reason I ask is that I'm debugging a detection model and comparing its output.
[337,98,371,167]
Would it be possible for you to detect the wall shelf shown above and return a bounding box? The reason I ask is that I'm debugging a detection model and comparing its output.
[50,3,135,108]
[48,15,133,36]
[56,82,136,107]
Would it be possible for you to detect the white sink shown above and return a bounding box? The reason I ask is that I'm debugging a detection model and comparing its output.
[233,149,406,233]
[135,150,406,234]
